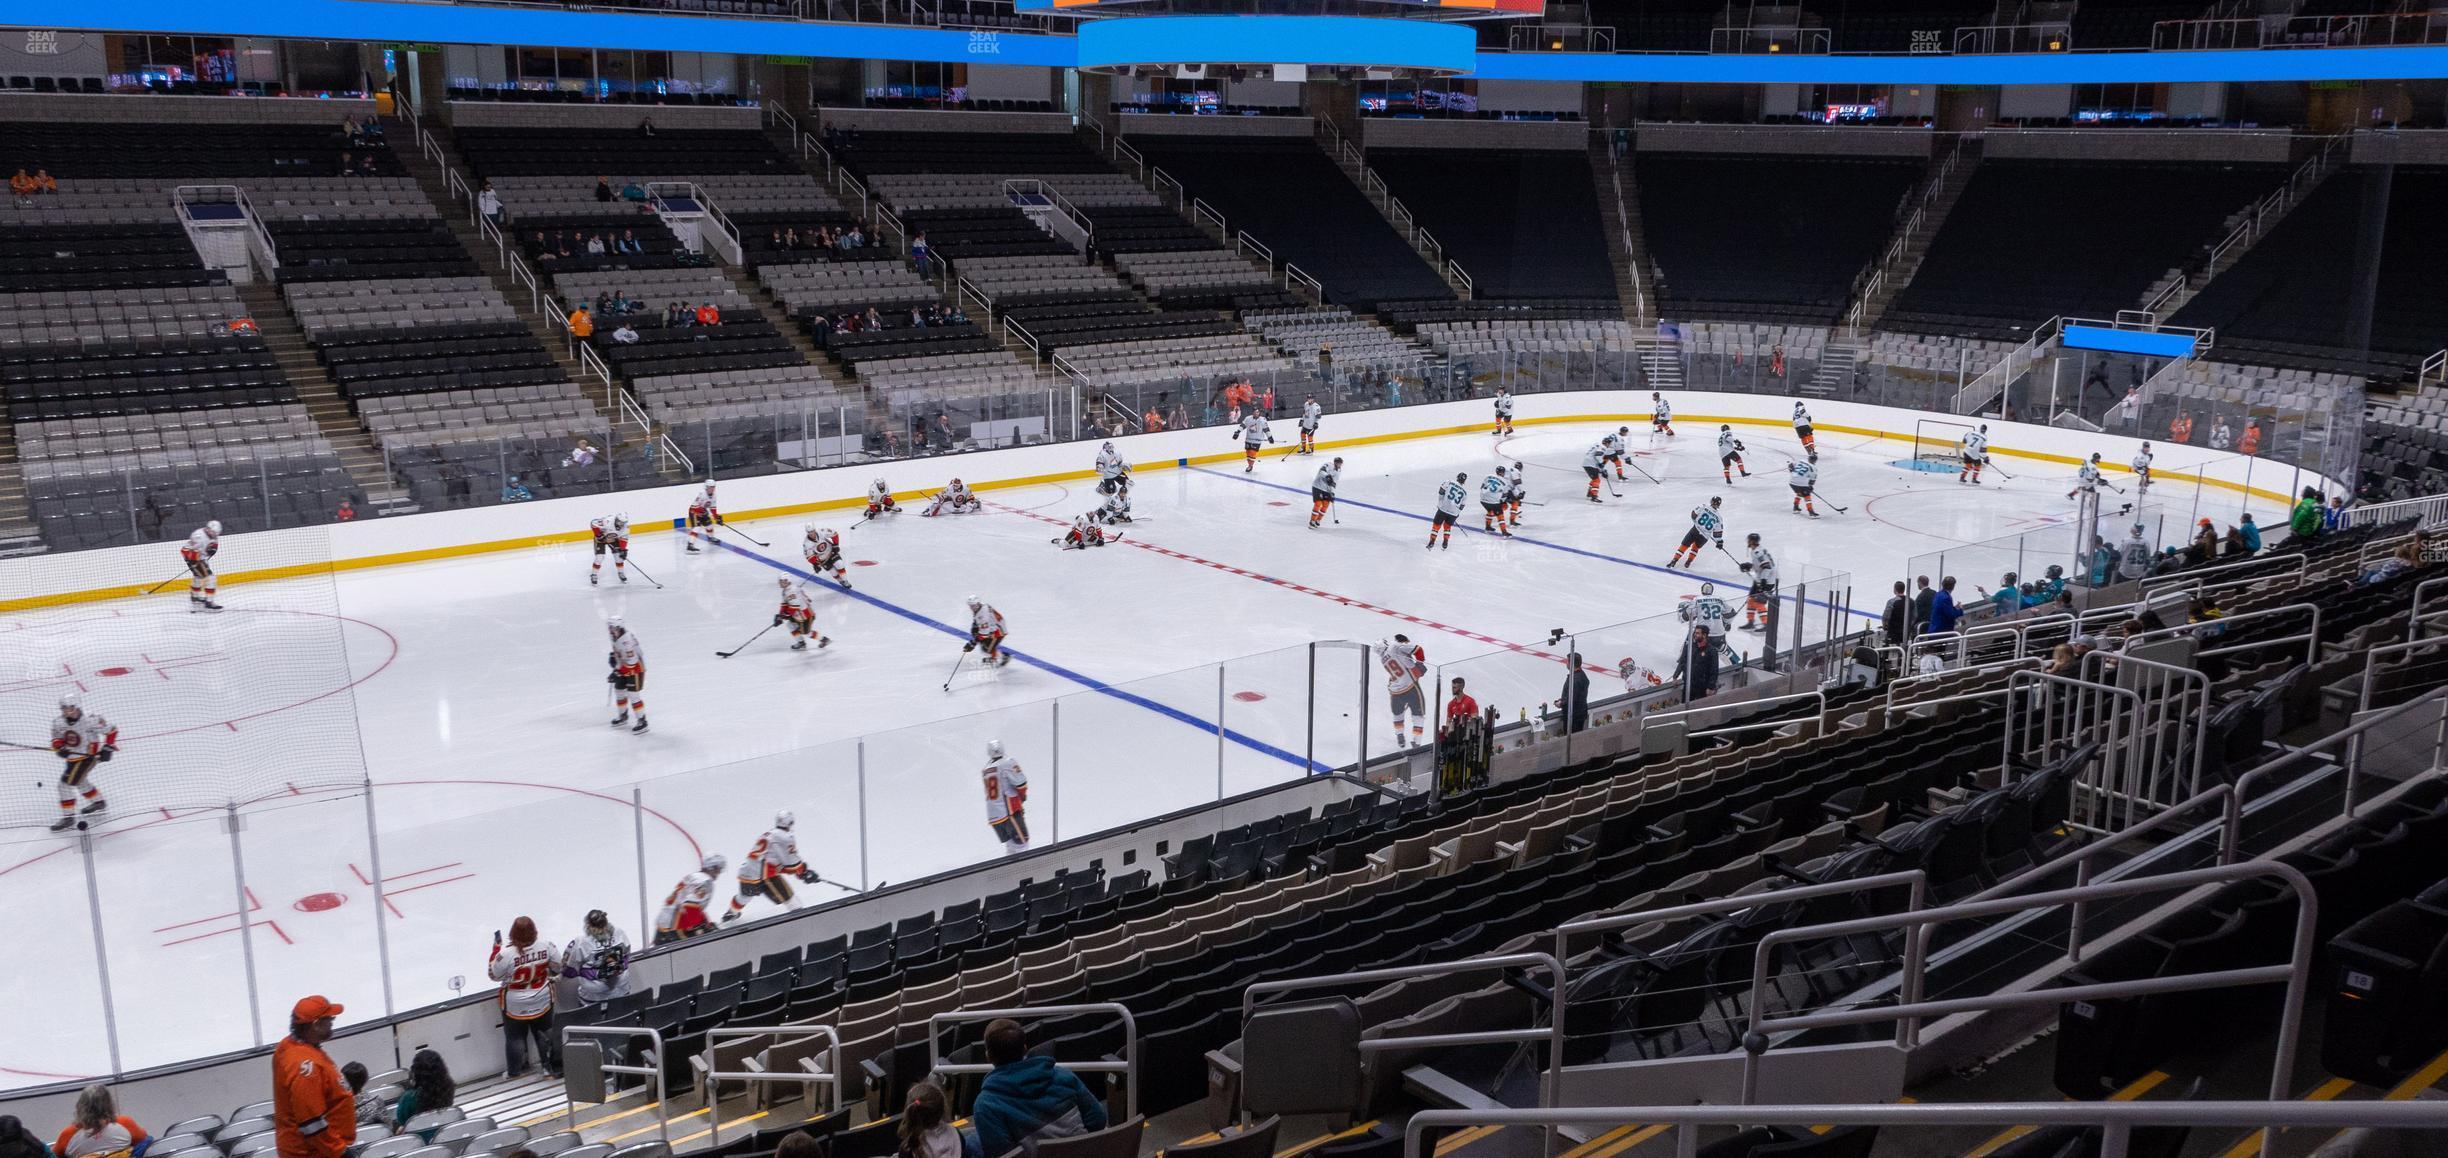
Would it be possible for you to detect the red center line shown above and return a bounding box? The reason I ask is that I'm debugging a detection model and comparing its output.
[984,501,1570,667]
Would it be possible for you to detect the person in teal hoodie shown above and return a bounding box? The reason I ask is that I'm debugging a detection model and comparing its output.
[969,1020,1107,1158]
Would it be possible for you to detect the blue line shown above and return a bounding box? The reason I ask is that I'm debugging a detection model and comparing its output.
[707,538,1325,772]
[1191,466,1879,620]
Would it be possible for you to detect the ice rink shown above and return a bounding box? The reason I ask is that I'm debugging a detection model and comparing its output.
[0,415,2292,1085]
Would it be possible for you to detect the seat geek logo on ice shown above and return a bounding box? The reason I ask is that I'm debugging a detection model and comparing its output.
[968,31,1002,55]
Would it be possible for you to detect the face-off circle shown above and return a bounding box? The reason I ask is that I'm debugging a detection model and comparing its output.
[0,608,399,746]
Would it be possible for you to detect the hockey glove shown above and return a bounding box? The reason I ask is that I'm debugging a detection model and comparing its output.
[797,867,819,884]
[962,641,977,652]
[97,746,114,762]
[773,614,787,627]
[1739,563,1753,572]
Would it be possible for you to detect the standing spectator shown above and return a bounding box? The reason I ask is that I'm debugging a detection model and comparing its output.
[594,176,614,203]
[335,497,356,522]
[897,1083,970,1158]
[2169,411,2193,444]
[2208,416,2232,450]
[1909,576,1934,642]
[1440,676,1479,741]
[2324,494,2348,531]
[1981,572,2020,619]
[910,230,930,276]
[477,180,501,224]
[53,1085,145,1158]
[340,1063,386,1129]
[1673,626,1720,701]
[567,306,593,341]
[1927,576,1962,636]
[934,413,957,448]
[272,996,354,1158]
[969,1019,1108,1158]
[0,1118,46,1158]
[390,1050,455,1141]
[1556,656,1589,735]
[488,916,562,1078]
[2116,386,2140,430]
[695,302,723,327]
[1880,580,1909,648]
[2237,419,2263,456]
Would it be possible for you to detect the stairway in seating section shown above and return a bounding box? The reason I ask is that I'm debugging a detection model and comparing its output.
[1638,337,1684,391]
[0,416,41,556]
[237,283,415,516]
[1589,132,1656,326]
[1806,344,1860,399]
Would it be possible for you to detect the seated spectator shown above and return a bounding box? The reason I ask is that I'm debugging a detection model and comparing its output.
[54,1084,144,1158]
[2237,419,2263,456]
[964,1013,1111,1155]
[359,115,384,141]
[478,181,501,224]
[554,234,574,259]
[585,234,606,256]
[2238,513,2262,552]
[594,291,613,317]
[0,1117,43,1158]
[393,1050,456,1141]
[934,413,956,447]
[2351,541,2421,590]
[611,323,639,345]
[770,228,787,252]
[531,231,553,260]
[616,229,643,255]
[568,306,594,340]
[784,227,802,250]
[638,116,657,138]
[621,179,648,203]
[335,497,356,523]
[337,150,354,176]
[864,306,883,331]
[341,1062,384,1128]
[501,475,534,503]
[7,168,32,200]
[2324,495,2348,531]
[842,225,865,250]
[33,170,56,194]
[896,1082,971,1158]
[564,440,599,467]
[2208,416,2232,451]
[358,155,378,178]
[665,301,688,328]
[813,226,833,249]
[595,176,614,203]
[343,116,366,146]
[227,317,259,337]
[695,302,722,327]
[2187,519,2219,565]
[909,307,928,328]
[808,313,833,343]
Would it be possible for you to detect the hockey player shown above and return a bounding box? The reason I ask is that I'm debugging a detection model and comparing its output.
[1716,425,1751,484]
[588,514,630,585]
[1429,472,1468,550]
[48,694,115,831]
[965,596,1009,667]
[1060,515,1110,550]
[802,525,850,589]
[1737,533,1778,632]
[1237,410,1272,472]
[1375,635,1429,746]
[1650,392,1674,437]
[982,740,1030,854]
[653,854,725,945]
[1492,386,1516,436]
[774,578,830,651]
[181,520,222,611]
[1959,425,1992,485]
[1668,497,1725,568]
[924,478,980,517]
[2116,523,2154,582]
[685,481,722,553]
[1681,581,1735,640]
[1792,402,1817,458]
[2068,452,2105,502]
[1581,438,1611,504]
[1503,461,1527,528]
[607,617,647,733]
[1310,456,1342,528]
[1298,396,1323,454]
[1601,426,1633,480]
[1091,485,1133,526]
[562,909,633,1003]
[2131,442,2155,497]
[1788,457,1821,517]
[1095,442,1131,492]
[1478,471,1512,538]
[864,478,900,519]
[723,811,818,922]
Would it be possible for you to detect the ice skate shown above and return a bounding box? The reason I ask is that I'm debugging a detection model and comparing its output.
[79,799,107,815]
[611,712,630,727]
[590,572,599,586]
[791,639,807,651]
[721,910,739,923]
[50,815,76,832]
[631,717,650,733]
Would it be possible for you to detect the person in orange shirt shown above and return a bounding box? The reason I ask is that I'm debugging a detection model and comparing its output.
[1143,407,1165,433]
[2169,411,2193,444]
[273,996,354,1158]
[2237,419,2262,456]
[34,169,57,194]
[8,169,35,199]
[567,307,593,341]
[694,302,722,327]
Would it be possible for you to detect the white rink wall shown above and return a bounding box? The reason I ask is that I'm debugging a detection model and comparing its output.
[0,391,2329,608]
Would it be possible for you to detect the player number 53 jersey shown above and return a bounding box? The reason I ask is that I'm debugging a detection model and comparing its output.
[1436,481,1468,516]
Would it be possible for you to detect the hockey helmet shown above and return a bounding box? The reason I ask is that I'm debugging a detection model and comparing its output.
[205,519,222,537]
[1618,425,1631,437]
[58,693,80,717]
[777,576,793,591]
[2045,564,2066,580]
[1331,456,1344,467]
[613,514,628,530]
[873,477,888,489]
[1746,532,1761,546]
[1721,424,1731,432]
[1073,515,1089,528]
[986,739,1005,760]
[965,595,982,609]
[806,523,820,537]
[1979,423,1989,433]
[775,810,795,830]
[606,616,626,635]
[585,909,610,932]
[702,479,717,493]
[1650,391,1661,399]
[2141,441,2152,450]
[1708,496,1723,508]
[1102,441,1115,452]
[1700,582,1716,596]
[702,853,728,876]
[1455,472,1468,484]
[950,477,964,487]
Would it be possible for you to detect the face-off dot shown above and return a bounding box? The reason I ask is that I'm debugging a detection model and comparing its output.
[293,892,347,913]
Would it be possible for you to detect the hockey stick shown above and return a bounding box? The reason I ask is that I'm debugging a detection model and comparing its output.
[1820,497,1851,514]
[940,648,971,692]
[622,559,664,589]
[1621,455,1663,486]
[1715,544,1748,569]
[722,523,771,548]
[142,570,192,595]
[1603,472,1624,499]
[1,737,53,752]
[716,622,780,658]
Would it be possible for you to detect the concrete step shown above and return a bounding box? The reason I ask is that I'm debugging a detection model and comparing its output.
[237,283,405,503]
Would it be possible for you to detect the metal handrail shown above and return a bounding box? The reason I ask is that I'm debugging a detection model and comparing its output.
[1240,953,1565,1156]
[1640,688,1827,736]
[2337,491,2448,530]
[2408,574,2448,641]
[1415,226,1444,271]
[1151,169,1183,210]
[928,1004,1138,1120]
[561,1025,673,1143]
[701,1024,841,1140]
[1004,314,1042,357]
[2355,635,2448,715]
[2004,669,2147,832]
[1114,137,1146,180]
[1192,197,1227,237]
[1447,260,1474,301]
[507,251,540,313]
[1284,263,1322,303]
[2138,550,2304,594]
[1237,233,1274,269]
[2077,652,2212,832]
[1551,870,1927,994]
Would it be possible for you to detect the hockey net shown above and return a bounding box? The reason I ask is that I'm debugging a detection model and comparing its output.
[1911,418,1981,471]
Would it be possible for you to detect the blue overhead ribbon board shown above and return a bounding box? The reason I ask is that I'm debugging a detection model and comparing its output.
[1076,15,1475,74]
[2061,324,2201,359]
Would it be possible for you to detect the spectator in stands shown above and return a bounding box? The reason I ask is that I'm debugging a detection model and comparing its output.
[478,181,501,224]
[810,226,829,250]
[2169,411,2194,444]
[2089,536,2115,586]
[2238,513,2263,552]
[567,306,594,341]
[595,176,614,203]
[638,116,658,138]
[585,233,606,256]
[2238,420,2263,456]
[908,307,928,329]
[911,230,931,276]
[1909,576,1934,641]
[501,476,534,503]
[1880,581,1909,648]
[2209,416,2232,450]
[611,323,639,344]
[1979,573,2020,620]
[1928,576,1962,636]
[896,1082,968,1158]
[53,1084,145,1158]
[391,1050,455,1141]
[1,1118,47,1158]
[2044,643,2081,677]
[1556,657,1589,733]
[336,150,354,176]
[617,229,644,255]
[970,1018,1107,1158]
[863,306,883,331]
[554,233,574,260]
[335,498,356,522]
[622,179,647,203]
[696,302,723,327]
[1144,395,1169,433]
[529,231,552,261]
[339,1063,384,1129]
[842,225,865,251]
[770,228,788,253]
[228,317,259,337]
[934,414,957,448]
[565,440,599,468]
[273,996,353,1158]
[665,301,687,329]
[1673,627,1720,700]
[343,116,366,146]
[2117,387,2140,430]
[594,291,613,317]
[1083,415,1107,441]
[358,156,379,178]
[773,1134,820,1158]
[1770,343,1785,379]
[2188,519,2219,565]
[2352,541,2423,590]
[31,169,55,195]
[8,168,33,202]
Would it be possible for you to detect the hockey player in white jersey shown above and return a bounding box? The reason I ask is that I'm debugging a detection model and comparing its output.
[774,578,831,651]
[724,811,818,921]
[180,520,222,610]
[803,525,850,589]
[1581,439,1612,503]
[1429,472,1468,550]
[864,478,900,519]
[1959,425,1992,485]
[1309,457,1342,528]
[1060,514,1111,550]
[1681,582,1735,640]
[1599,426,1633,481]
[1788,458,1821,517]
[1792,402,1817,458]
[1236,410,1273,472]
[2130,442,2155,496]
[654,854,725,944]
[965,596,1010,667]
[1478,471,1513,538]
[982,740,1030,854]
[685,481,722,553]
[1737,533,1778,632]
[1650,393,1675,436]
[1376,635,1429,746]
[48,694,116,830]
[925,477,981,517]
[1492,387,1516,436]
[2117,523,2155,581]
[607,617,648,732]
[1091,486,1133,526]
[1095,442,1131,493]
[562,910,633,1003]
[1716,425,1751,484]
[1298,396,1323,454]
[1668,497,1725,568]
[2068,452,2107,502]
[1503,462,1527,528]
